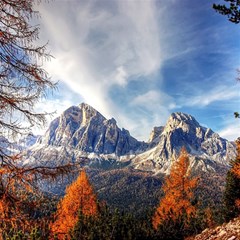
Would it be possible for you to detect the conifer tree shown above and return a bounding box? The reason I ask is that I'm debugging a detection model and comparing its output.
[152,148,198,231]
[50,170,98,239]
[224,138,240,221]
[213,0,240,24]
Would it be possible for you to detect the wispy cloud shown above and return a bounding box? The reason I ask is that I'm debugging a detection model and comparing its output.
[219,123,240,141]
[129,90,177,139]
[131,90,175,110]
[37,0,163,133]
[33,0,240,142]
[181,85,239,108]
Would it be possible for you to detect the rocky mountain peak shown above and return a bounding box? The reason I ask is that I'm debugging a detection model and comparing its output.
[148,126,164,148]
[164,112,200,134]
[26,104,235,175]
[131,112,235,173]
[78,103,104,119]
[38,103,146,156]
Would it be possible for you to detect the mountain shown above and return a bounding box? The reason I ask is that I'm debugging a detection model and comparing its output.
[38,103,147,156]
[0,133,39,155]
[23,104,235,174]
[17,133,40,150]
[131,112,236,173]
[19,103,236,215]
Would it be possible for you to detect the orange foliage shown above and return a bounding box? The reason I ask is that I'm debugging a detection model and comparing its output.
[231,139,240,209]
[0,152,73,235]
[152,148,198,230]
[50,170,98,239]
[232,140,240,178]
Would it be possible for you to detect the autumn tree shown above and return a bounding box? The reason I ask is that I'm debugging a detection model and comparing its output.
[224,138,240,221]
[0,0,73,236]
[0,0,55,138]
[50,170,98,239]
[152,148,198,233]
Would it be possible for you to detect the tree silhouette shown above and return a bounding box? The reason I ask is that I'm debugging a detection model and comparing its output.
[50,170,98,239]
[0,1,73,236]
[213,0,240,24]
[152,148,198,230]
[0,0,55,138]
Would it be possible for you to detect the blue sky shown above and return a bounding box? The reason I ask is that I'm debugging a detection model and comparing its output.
[35,0,240,141]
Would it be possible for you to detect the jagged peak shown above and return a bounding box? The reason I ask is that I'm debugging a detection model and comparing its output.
[169,112,198,122]
[106,118,117,125]
[78,103,105,119]
[148,126,164,143]
[59,103,106,124]
[164,112,200,133]
[79,102,96,111]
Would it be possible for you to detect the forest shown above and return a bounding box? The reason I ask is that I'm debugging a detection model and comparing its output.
[0,0,240,239]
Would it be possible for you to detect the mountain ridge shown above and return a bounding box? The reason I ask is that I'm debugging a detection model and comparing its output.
[38,103,147,156]
[17,103,236,215]
[22,103,236,175]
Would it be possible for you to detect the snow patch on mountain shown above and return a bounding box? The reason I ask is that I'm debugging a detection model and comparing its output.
[21,105,236,175]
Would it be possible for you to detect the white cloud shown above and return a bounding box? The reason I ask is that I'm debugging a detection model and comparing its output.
[131,90,175,111]
[32,0,240,142]
[219,124,240,141]
[32,98,76,135]
[35,0,164,138]
[129,90,176,140]
[183,85,239,107]
[113,66,128,87]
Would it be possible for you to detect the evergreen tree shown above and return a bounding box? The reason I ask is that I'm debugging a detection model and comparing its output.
[213,1,240,117]
[50,170,98,239]
[71,204,153,240]
[213,0,240,24]
[224,138,240,221]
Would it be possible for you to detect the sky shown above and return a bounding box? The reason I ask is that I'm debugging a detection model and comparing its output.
[34,0,240,141]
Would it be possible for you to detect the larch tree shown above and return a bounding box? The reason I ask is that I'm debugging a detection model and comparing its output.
[152,148,198,230]
[50,170,98,239]
[232,138,240,178]
[0,0,73,235]
[224,138,240,221]
[0,0,54,138]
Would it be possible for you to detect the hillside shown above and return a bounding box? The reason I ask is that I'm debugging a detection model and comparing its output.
[17,103,236,216]
[187,217,240,240]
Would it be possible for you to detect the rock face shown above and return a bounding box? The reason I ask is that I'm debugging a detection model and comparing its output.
[0,133,39,155]
[187,217,240,240]
[131,112,235,173]
[38,103,147,156]
[18,133,40,150]
[23,104,236,174]
[148,126,164,148]
[156,112,232,160]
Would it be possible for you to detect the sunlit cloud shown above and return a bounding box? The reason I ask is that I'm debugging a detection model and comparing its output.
[219,124,240,141]
[36,0,163,134]
[131,90,175,111]
[129,90,177,139]
[31,0,240,141]
[182,85,239,108]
